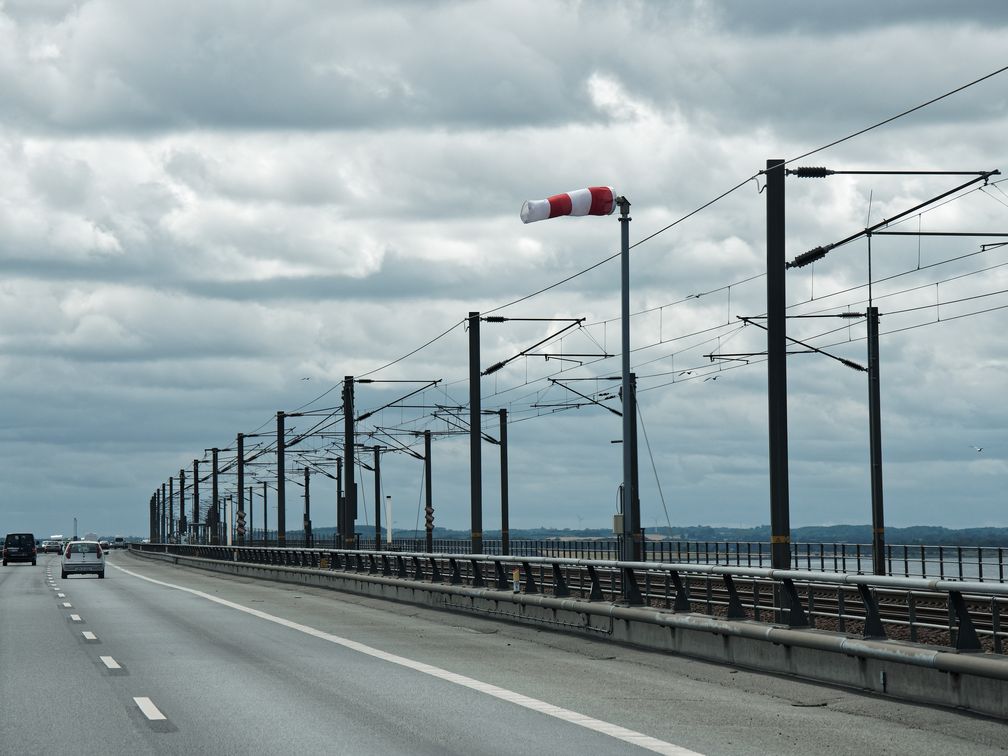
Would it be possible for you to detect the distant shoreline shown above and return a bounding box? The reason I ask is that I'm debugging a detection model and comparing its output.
[286,524,1008,547]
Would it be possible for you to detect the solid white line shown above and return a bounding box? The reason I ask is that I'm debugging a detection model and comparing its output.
[70,614,82,622]
[82,631,97,640]
[133,697,166,721]
[113,564,700,755]
[100,655,121,670]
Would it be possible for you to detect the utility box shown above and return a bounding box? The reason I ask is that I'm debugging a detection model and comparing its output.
[613,514,624,534]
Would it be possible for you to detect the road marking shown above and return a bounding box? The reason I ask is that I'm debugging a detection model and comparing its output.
[70,614,82,622]
[113,564,699,755]
[82,631,97,640]
[58,593,66,597]
[133,697,166,721]
[62,602,72,607]
[100,656,121,670]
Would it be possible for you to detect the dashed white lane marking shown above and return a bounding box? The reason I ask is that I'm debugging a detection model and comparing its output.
[100,656,121,670]
[133,697,166,721]
[82,631,97,640]
[62,602,72,607]
[58,593,66,597]
[70,614,82,622]
[113,564,699,755]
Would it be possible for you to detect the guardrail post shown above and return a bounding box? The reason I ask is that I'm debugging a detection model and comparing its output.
[381,555,391,576]
[722,575,746,619]
[521,562,538,594]
[396,555,408,579]
[992,599,1002,655]
[494,561,509,590]
[449,558,462,585]
[670,571,691,612]
[585,565,604,601]
[426,556,441,583]
[471,559,485,587]
[552,563,570,597]
[780,578,808,628]
[949,591,982,651]
[622,567,644,606]
[857,584,886,639]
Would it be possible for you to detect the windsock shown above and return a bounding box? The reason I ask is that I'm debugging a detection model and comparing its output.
[520,186,617,224]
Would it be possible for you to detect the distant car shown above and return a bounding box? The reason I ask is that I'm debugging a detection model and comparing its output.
[61,540,104,579]
[99,540,111,552]
[3,533,37,566]
[113,536,125,549]
[42,540,60,553]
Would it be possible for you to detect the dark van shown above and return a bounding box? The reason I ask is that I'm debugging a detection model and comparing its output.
[3,533,37,566]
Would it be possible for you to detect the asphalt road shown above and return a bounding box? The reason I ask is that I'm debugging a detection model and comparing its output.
[1,551,1005,755]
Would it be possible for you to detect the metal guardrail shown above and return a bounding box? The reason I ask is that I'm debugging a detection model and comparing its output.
[233,537,1008,582]
[136,543,1008,655]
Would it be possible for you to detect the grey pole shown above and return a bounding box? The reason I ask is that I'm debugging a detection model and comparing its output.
[469,311,483,554]
[149,495,156,543]
[236,433,245,545]
[629,373,641,560]
[343,377,357,548]
[179,468,187,541]
[373,446,382,550]
[424,430,433,552]
[335,457,342,549]
[211,448,219,546]
[304,466,312,546]
[262,480,267,542]
[168,476,174,542]
[192,459,200,544]
[766,159,792,570]
[276,412,286,546]
[499,408,509,556]
[617,197,638,564]
[868,306,886,575]
[247,485,253,544]
[161,483,166,543]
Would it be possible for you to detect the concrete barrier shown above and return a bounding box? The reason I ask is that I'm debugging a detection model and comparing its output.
[130,548,1008,719]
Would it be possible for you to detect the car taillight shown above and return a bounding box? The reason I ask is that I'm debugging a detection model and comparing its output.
[65,547,71,558]
[96,546,103,557]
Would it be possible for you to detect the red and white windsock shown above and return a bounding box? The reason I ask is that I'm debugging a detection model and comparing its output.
[520,186,617,224]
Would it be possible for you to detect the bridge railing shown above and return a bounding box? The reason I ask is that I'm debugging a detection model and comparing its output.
[134,542,1008,656]
[236,536,1007,583]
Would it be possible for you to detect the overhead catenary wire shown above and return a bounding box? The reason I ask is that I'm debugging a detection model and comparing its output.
[158,65,1008,527]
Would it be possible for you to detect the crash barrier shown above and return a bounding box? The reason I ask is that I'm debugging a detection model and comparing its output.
[131,543,1008,719]
[237,535,1008,583]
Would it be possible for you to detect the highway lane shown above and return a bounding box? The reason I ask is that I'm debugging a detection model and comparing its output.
[2,551,1006,755]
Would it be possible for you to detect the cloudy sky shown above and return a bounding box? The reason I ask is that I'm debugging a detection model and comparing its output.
[2,0,1007,541]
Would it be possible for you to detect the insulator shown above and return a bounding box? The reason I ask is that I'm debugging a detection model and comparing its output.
[787,246,830,269]
[483,316,508,322]
[788,166,833,178]
[840,358,868,372]
[482,360,506,376]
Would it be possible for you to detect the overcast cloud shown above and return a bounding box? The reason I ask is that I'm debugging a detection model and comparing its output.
[1,0,1006,540]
